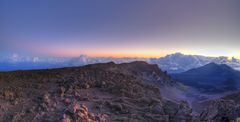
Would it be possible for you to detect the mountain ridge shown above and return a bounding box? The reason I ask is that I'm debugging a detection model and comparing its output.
[1,53,240,73]
[172,62,240,93]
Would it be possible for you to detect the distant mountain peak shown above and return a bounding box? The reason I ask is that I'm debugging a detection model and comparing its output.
[172,61,240,94]
[167,52,185,57]
[185,62,235,74]
[209,62,232,69]
[203,62,219,67]
[151,53,240,73]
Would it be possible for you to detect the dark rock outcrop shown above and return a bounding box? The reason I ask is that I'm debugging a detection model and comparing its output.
[199,99,240,122]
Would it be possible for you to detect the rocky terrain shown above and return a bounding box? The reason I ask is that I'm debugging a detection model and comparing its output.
[0,61,239,122]
[194,92,240,122]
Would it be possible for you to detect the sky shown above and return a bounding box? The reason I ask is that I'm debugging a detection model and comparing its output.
[0,0,240,58]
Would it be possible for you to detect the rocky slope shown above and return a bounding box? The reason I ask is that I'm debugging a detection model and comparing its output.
[0,61,195,122]
[194,92,240,122]
[0,61,239,122]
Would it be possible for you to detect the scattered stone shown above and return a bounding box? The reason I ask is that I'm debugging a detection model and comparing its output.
[199,99,237,122]
[62,114,72,122]
[2,90,15,101]
[64,98,72,106]
[59,86,65,97]
[43,93,51,105]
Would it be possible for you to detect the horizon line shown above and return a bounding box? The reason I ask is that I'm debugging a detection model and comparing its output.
[2,52,239,60]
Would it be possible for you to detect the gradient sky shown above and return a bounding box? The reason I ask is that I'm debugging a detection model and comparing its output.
[1,0,240,58]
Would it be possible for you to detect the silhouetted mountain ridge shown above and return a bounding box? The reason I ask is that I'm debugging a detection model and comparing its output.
[172,62,240,93]
[2,53,240,73]
[184,62,235,75]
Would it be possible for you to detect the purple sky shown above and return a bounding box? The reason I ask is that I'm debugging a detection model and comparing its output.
[1,0,239,58]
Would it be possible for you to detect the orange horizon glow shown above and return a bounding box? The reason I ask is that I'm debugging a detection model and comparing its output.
[41,49,240,59]
[46,51,167,58]
[30,45,240,59]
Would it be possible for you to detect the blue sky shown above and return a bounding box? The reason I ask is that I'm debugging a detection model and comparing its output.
[1,0,240,58]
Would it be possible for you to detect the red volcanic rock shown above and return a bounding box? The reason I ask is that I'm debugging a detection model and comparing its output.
[63,101,107,122]
[73,102,81,113]
[64,98,72,106]
[62,114,72,122]
[199,99,236,122]
[0,62,195,121]
[43,93,51,105]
